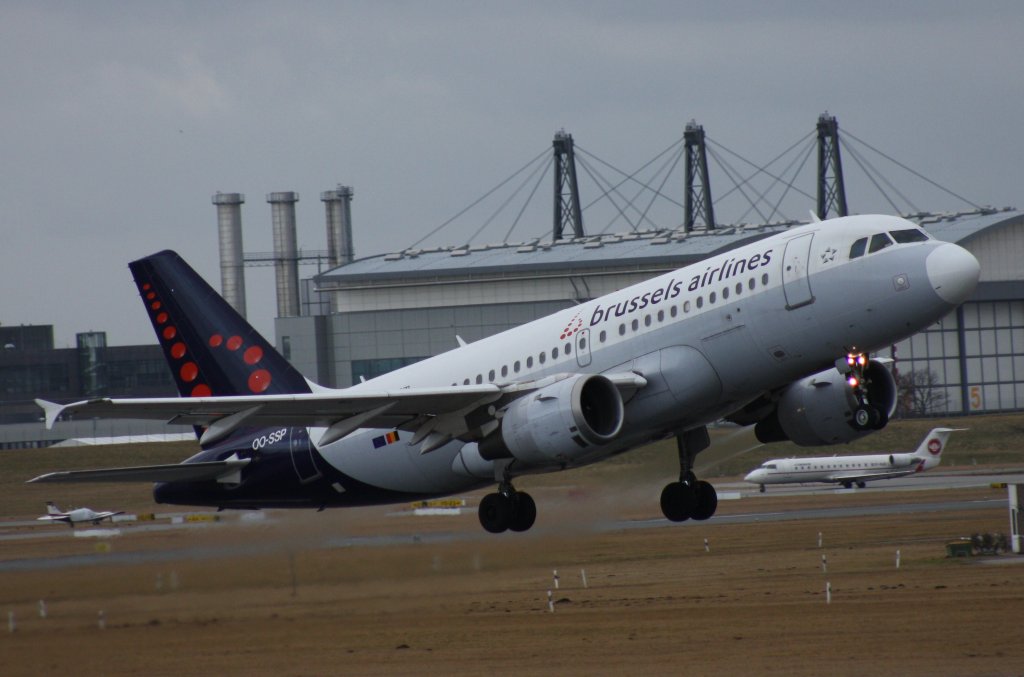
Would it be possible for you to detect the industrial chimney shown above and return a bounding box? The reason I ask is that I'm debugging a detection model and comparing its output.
[267,191,300,318]
[212,192,247,317]
[321,185,355,267]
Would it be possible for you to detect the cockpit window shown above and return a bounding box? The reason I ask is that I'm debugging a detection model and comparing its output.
[765,464,777,470]
[889,228,929,244]
[849,237,868,259]
[868,232,894,253]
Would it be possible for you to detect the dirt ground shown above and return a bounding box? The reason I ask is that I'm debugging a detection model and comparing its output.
[2,475,1023,676]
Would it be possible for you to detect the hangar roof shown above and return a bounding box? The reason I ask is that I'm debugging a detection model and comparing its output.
[315,208,1021,286]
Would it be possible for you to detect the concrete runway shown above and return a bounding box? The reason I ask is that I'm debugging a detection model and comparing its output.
[2,468,1019,573]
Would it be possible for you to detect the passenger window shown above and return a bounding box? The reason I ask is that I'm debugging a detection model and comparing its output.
[696,296,704,309]
[761,273,768,285]
[670,306,677,318]
[722,287,729,300]
[748,278,755,291]
[890,228,929,244]
[463,378,470,385]
[475,374,482,384]
[501,365,508,377]
[526,356,534,368]
[599,330,606,342]
[849,237,867,259]
[869,232,893,253]
[735,282,742,295]
[657,310,664,322]
[709,292,716,304]
[644,315,652,327]
[488,369,495,381]
[618,323,626,336]
[631,319,639,331]
[683,300,691,313]
[539,352,546,364]
[565,342,571,354]
[552,347,559,359]
[514,360,521,373]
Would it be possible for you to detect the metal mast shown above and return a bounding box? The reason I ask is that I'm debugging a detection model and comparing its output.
[552,130,584,240]
[816,113,848,219]
[683,120,715,232]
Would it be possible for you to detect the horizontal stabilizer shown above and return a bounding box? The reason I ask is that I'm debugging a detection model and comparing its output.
[27,458,250,484]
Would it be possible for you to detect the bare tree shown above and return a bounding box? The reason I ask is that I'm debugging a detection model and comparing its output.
[895,369,949,417]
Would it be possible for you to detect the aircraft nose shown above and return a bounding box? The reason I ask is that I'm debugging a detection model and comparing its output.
[743,470,759,482]
[926,243,980,305]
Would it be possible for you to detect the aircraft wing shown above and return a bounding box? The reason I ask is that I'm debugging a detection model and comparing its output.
[28,458,251,484]
[36,372,647,449]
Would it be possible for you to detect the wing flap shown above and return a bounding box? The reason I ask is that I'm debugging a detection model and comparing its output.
[27,459,250,484]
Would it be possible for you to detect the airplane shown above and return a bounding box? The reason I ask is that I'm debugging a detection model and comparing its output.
[743,427,962,491]
[28,214,980,534]
[36,501,123,528]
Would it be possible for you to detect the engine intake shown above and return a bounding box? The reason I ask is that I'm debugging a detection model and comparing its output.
[480,374,624,467]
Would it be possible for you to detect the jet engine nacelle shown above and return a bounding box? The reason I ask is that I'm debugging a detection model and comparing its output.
[480,373,624,467]
[755,361,897,446]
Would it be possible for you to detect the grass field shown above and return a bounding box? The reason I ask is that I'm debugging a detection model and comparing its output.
[2,413,1023,675]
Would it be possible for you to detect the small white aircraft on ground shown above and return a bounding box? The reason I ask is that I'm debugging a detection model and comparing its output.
[744,427,962,491]
[36,501,123,527]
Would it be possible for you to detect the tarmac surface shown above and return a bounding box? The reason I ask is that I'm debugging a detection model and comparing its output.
[2,464,1023,676]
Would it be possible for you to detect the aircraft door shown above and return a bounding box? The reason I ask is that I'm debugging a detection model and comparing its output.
[782,233,815,309]
[575,328,592,368]
[289,427,322,484]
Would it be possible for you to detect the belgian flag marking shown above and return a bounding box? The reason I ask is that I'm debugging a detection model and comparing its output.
[372,431,400,449]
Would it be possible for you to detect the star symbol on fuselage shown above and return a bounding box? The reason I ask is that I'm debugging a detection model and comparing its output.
[821,247,837,263]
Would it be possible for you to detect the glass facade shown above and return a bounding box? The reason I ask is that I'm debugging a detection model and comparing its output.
[892,300,1024,415]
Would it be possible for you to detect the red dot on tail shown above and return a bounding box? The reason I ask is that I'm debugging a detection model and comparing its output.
[163,326,177,340]
[209,334,223,348]
[170,342,186,359]
[226,336,243,351]
[180,362,198,382]
[151,301,162,311]
[248,369,272,393]
[142,283,151,291]
[146,292,156,300]
[156,312,168,324]
[190,384,211,397]
[244,346,263,365]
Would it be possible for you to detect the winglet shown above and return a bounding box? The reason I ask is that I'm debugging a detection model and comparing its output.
[35,399,66,430]
[809,210,821,223]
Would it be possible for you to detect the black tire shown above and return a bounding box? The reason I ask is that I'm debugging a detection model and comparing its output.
[691,480,718,521]
[509,491,537,532]
[660,482,695,522]
[852,406,874,430]
[479,492,513,533]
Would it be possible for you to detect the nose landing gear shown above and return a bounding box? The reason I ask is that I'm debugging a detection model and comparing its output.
[842,352,888,431]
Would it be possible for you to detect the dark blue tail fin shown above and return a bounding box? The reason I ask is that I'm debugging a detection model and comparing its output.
[130,250,311,398]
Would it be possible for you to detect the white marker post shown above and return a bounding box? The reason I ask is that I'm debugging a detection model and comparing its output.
[38,600,47,619]
[896,549,901,569]
[704,538,710,553]
[580,568,588,589]
[821,554,827,574]
[553,570,560,590]
[826,582,832,604]
[98,610,106,630]
[818,532,823,548]
[547,590,554,613]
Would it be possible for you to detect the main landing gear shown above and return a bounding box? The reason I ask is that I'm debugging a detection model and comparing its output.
[843,352,888,431]
[660,427,718,522]
[478,478,536,534]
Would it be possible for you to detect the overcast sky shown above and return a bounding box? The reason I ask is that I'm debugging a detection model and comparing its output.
[3,1,1022,348]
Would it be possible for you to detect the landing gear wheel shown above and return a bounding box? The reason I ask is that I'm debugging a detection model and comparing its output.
[478,492,514,533]
[852,405,879,430]
[661,482,696,522]
[691,480,718,521]
[509,492,536,532]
